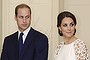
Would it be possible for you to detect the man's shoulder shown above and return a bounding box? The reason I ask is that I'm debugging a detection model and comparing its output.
[30,28,48,38]
[3,31,18,43]
[5,31,18,39]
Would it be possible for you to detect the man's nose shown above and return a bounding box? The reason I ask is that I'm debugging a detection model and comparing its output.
[23,18,26,23]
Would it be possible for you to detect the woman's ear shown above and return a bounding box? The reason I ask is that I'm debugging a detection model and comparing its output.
[58,26,61,31]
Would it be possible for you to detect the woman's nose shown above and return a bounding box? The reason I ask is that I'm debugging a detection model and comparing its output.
[67,26,71,30]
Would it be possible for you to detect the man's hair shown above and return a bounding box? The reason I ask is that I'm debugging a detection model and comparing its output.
[15,4,31,16]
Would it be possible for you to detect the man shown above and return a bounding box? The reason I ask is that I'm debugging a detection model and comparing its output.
[1,4,48,60]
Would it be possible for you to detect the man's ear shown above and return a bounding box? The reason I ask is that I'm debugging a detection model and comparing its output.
[14,15,17,21]
[75,25,77,29]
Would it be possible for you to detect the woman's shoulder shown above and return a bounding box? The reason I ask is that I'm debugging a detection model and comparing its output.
[56,42,64,49]
[74,39,86,46]
[74,39,88,60]
[54,42,64,56]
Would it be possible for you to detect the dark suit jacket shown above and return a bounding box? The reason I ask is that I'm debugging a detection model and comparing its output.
[1,27,48,60]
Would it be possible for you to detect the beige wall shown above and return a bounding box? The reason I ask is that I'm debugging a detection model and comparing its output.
[0,0,2,53]
[63,0,90,59]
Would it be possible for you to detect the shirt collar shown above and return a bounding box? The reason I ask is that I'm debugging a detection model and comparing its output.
[18,26,31,38]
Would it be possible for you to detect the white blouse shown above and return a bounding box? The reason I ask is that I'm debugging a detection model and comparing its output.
[54,39,88,60]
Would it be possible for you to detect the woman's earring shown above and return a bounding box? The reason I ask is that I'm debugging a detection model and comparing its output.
[60,30,62,33]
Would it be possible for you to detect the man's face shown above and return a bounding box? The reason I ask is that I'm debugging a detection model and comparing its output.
[15,8,31,32]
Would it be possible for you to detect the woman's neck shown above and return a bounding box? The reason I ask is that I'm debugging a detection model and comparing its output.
[64,36,77,45]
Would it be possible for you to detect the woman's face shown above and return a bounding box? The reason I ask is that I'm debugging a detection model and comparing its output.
[59,17,76,38]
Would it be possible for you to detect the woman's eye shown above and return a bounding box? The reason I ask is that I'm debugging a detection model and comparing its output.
[70,23,75,27]
[63,24,67,27]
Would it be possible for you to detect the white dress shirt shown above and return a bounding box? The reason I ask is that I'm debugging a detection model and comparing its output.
[18,27,31,44]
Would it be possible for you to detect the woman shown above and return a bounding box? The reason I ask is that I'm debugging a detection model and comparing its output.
[54,11,88,60]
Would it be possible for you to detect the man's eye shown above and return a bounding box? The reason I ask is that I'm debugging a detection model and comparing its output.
[19,16,23,19]
[25,16,29,19]
[63,24,67,27]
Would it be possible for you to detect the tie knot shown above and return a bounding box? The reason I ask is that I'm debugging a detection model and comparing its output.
[20,32,24,36]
